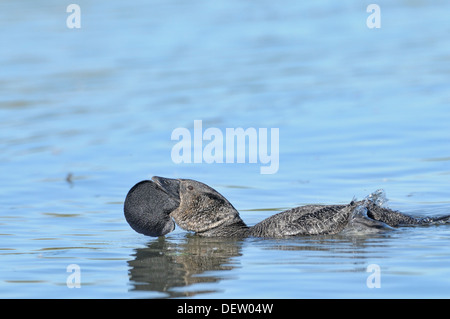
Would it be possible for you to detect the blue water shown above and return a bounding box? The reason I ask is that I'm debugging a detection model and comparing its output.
[1,0,450,298]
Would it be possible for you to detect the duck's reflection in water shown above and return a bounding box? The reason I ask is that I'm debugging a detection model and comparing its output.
[127,235,244,298]
[127,232,388,298]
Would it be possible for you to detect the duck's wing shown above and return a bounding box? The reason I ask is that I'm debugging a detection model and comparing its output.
[250,204,351,238]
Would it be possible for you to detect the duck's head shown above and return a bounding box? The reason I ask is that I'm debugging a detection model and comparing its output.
[124,176,241,236]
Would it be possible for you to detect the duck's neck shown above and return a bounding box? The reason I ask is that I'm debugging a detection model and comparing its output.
[196,218,250,237]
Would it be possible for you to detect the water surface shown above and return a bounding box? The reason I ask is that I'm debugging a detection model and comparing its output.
[1,0,450,298]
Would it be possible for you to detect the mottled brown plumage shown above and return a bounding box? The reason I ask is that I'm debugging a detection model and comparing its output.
[124,176,450,238]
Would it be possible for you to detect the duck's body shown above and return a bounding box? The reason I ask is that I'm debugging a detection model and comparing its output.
[250,204,355,237]
[194,204,355,238]
[124,176,450,238]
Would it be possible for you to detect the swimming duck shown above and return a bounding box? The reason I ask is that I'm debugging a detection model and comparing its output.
[124,176,450,237]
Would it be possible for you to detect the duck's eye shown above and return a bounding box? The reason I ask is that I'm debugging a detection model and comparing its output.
[187,185,194,191]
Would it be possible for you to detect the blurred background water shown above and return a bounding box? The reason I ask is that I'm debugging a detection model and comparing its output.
[1,0,450,298]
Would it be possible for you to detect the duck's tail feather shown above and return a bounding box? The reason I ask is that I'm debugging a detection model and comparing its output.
[358,189,450,227]
[422,215,450,225]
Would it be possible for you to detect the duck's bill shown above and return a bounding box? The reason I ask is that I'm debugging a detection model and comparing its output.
[151,176,180,202]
